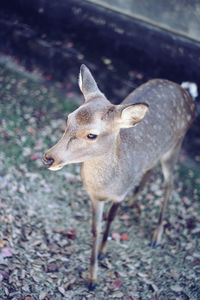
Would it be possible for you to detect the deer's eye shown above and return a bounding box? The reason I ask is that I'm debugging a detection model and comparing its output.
[87,134,98,140]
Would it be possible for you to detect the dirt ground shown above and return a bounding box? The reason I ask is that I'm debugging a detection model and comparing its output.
[0,60,200,300]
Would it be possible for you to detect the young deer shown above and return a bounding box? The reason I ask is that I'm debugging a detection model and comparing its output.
[42,65,196,289]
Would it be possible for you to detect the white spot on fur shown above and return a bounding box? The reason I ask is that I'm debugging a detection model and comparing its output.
[180,121,185,128]
[180,98,184,107]
[187,115,191,121]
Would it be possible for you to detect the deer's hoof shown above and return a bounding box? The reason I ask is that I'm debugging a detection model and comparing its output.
[150,241,160,248]
[88,282,97,291]
[98,253,105,261]
[121,203,130,210]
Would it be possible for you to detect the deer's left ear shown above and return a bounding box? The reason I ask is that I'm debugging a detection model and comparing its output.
[78,65,104,102]
[117,103,149,128]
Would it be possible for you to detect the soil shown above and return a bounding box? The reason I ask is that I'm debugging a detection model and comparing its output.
[0,58,200,300]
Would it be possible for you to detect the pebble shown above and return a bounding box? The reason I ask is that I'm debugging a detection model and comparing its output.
[170,285,183,292]
[112,291,124,298]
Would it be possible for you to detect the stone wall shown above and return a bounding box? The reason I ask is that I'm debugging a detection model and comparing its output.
[86,0,200,43]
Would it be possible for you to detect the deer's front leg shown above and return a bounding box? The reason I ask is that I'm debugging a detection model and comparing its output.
[88,199,104,290]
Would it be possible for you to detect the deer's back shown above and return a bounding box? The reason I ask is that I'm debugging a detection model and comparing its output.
[123,79,195,126]
[119,79,196,171]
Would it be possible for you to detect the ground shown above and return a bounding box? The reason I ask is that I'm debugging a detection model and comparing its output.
[0,60,200,300]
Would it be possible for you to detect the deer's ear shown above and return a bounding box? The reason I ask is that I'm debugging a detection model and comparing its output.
[78,65,103,102]
[117,103,149,128]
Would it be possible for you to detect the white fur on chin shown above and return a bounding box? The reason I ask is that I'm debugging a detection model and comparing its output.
[49,165,64,171]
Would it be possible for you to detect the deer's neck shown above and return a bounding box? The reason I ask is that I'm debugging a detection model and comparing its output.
[80,131,140,202]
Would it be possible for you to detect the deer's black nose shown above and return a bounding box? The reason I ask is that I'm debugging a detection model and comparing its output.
[42,154,54,168]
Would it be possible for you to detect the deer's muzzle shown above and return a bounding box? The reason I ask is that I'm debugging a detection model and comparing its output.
[42,154,54,168]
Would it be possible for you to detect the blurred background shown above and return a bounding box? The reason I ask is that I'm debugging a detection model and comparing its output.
[0,0,200,161]
[0,1,200,299]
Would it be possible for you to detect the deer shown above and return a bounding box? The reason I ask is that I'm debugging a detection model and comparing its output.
[42,64,196,290]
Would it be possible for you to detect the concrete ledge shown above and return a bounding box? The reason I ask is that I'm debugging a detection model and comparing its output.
[0,0,200,86]
[86,0,200,43]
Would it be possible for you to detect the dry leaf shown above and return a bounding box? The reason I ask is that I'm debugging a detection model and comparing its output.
[111,279,123,289]
[121,233,128,241]
[1,247,13,258]
[112,232,121,242]
[120,214,130,220]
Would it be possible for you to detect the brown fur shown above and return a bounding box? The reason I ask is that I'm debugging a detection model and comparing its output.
[76,108,93,125]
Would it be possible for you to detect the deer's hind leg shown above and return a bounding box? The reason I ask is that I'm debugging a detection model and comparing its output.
[98,202,120,260]
[128,169,153,207]
[151,139,183,247]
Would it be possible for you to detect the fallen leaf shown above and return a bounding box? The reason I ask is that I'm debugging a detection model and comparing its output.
[136,73,143,80]
[66,41,73,48]
[1,247,13,258]
[193,258,200,265]
[47,262,58,272]
[39,291,47,300]
[65,82,72,89]
[112,232,121,242]
[111,279,123,289]
[0,240,6,248]
[66,92,74,99]
[138,272,148,278]
[30,154,39,161]
[58,286,65,295]
[45,74,52,81]
[103,58,111,65]
[121,233,128,241]
[112,291,123,298]
[77,54,84,60]
[187,220,196,229]
[0,270,9,280]
[55,41,63,46]
[120,214,130,220]
[170,285,183,292]
[99,258,112,269]
[64,172,80,183]
[128,70,136,78]
[28,127,35,134]
[66,228,77,240]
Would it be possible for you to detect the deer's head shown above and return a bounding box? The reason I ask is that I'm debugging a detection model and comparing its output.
[43,65,148,170]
